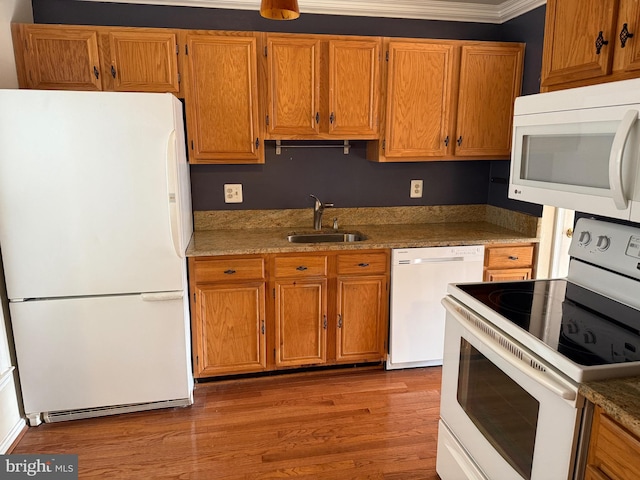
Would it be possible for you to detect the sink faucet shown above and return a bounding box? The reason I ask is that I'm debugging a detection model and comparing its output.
[310,194,334,231]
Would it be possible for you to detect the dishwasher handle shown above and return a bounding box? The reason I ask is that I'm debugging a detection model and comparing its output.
[398,256,468,265]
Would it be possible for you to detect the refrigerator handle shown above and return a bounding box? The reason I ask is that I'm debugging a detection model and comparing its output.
[141,291,184,302]
[166,130,184,259]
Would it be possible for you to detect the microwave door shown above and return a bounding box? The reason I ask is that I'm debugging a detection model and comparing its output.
[509,109,638,220]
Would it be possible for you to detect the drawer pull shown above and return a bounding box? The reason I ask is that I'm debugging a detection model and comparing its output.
[358,263,370,268]
[296,266,308,271]
[223,269,236,275]
[508,256,519,261]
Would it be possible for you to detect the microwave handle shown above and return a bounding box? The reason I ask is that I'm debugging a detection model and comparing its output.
[609,109,638,209]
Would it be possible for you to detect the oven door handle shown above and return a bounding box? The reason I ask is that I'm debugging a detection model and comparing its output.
[444,297,577,401]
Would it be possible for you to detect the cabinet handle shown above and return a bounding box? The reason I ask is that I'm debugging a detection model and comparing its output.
[296,266,308,271]
[323,315,327,329]
[223,269,236,274]
[338,314,343,328]
[111,65,116,78]
[508,256,519,261]
[261,320,265,335]
[315,112,320,124]
[330,112,335,124]
[457,136,463,146]
[93,66,99,79]
[358,263,370,268]
[595,31,609,54]
[620,23,634,48]
[444,136,449,147]
[255,138,260,149]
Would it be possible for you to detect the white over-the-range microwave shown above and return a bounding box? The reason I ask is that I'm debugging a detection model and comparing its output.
[509,78,640,221]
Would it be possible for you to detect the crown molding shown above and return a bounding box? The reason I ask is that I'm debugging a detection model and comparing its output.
[79,0,546,24]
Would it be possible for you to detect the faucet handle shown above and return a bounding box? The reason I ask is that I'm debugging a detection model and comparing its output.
[310,194,321,207]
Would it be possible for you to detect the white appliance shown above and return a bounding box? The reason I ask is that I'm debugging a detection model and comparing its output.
[509,78,640,221]
[437,218,640,479]
[0,89,194,426]
[387,245,484,369]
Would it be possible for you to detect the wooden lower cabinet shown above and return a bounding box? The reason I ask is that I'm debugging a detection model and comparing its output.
[586,405,640,480]
[189,250,389,378]
[483,243,536,282]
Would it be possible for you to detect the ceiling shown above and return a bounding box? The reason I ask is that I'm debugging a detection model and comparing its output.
[79,0,546,24]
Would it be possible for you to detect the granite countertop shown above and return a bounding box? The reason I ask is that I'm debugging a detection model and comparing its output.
[580,377,640,438]
[186,205,540,257]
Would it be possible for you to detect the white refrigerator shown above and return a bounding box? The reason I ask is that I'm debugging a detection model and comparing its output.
[0,89,194,426]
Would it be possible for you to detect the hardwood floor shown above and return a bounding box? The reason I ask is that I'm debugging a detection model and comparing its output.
[12,366,442,479]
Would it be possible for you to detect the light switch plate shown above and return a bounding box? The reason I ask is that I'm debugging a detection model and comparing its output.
[224,184,243,203]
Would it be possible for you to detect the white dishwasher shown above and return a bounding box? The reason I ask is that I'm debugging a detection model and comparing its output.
[387,245,485,370]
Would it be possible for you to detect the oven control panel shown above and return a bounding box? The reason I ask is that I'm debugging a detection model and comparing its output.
[569,218,640,280]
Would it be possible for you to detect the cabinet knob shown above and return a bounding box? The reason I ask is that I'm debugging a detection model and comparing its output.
[93,66,99,79]
[330,112,335,124]
[315,112,320,124]
[444,136,449,147]
[111,65,117,78]
[457,136,463,146]
[358,263,369,268]
[223,269,236,275]
[338,314,343,328]
[296,265,308,271]
[508,256,519,261]
[620,23,634,48]
[595,31,609,54]
[323,315,327,329]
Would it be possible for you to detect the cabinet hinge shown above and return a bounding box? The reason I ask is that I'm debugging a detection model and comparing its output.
[266,115,269,126]
[196,355,199,366]
[177,72,181,84]
[185,44,189,55]
[385,51,389,61]
[191,140,194,150]
[272,288,275,298]
[176,44,179,55]
[382,139,385,151]
[193,292,196,302]
[264,45,268,57]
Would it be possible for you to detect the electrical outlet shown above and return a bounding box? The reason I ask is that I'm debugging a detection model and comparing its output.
[410,179,423,198]
[224,184,243,203]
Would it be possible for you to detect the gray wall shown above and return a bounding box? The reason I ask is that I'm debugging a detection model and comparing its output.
[32,0,545,216]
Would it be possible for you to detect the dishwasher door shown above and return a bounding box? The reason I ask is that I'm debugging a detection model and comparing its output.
[387,245,484,370]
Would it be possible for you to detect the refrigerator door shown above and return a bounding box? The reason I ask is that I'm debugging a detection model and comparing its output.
[11,293,193,415]
[0,90,192,300]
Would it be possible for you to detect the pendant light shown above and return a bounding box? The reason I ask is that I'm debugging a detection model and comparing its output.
[260,0,300,20]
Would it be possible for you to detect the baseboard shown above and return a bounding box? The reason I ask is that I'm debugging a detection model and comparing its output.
[1,418,27,454]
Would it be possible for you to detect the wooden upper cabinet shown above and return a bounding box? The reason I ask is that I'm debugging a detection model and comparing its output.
[455,44,523,157]
[16,24,103,90]
[384,41,457,159]
[328,39,380,137]
[541,0,617,87]
[612,0,640,74]
[12,24,183,94]
[184,32,262,164]
[265,34,382,139]
[266,35,321,136]
[374,39,523,161]
[107,30,179,93]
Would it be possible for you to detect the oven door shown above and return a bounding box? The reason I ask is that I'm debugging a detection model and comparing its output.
[437,297,584,480]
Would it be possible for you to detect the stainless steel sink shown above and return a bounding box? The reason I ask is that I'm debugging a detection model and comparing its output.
[287,231,366,243]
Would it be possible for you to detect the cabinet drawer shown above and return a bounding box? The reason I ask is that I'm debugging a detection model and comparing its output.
[485,244,534,269]
[337,252,388,275]
[588,407,640,480]
[193,257,265,283]
[274,255,327,277]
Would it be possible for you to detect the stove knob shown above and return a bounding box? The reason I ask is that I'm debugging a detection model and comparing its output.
[578,231,592,246]
[596,235,611,251]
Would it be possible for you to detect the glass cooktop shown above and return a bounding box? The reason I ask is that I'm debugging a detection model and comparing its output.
[457,279,640,367]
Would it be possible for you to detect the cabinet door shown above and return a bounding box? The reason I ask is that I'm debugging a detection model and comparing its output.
[21,25,102,91]
[613,0,640,73]
[266,36,321,136]
[336,276,386,363]
[193,282,266,377]
[185,33,262,164]
[108,30,179,93]
[541,0,618,87]
[275,278,327,367]
[328,39,381,137]
[455,44,523,157]
[384,42,457,158]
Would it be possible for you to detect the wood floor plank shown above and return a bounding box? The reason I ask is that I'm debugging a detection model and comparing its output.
[12,366,442,479]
